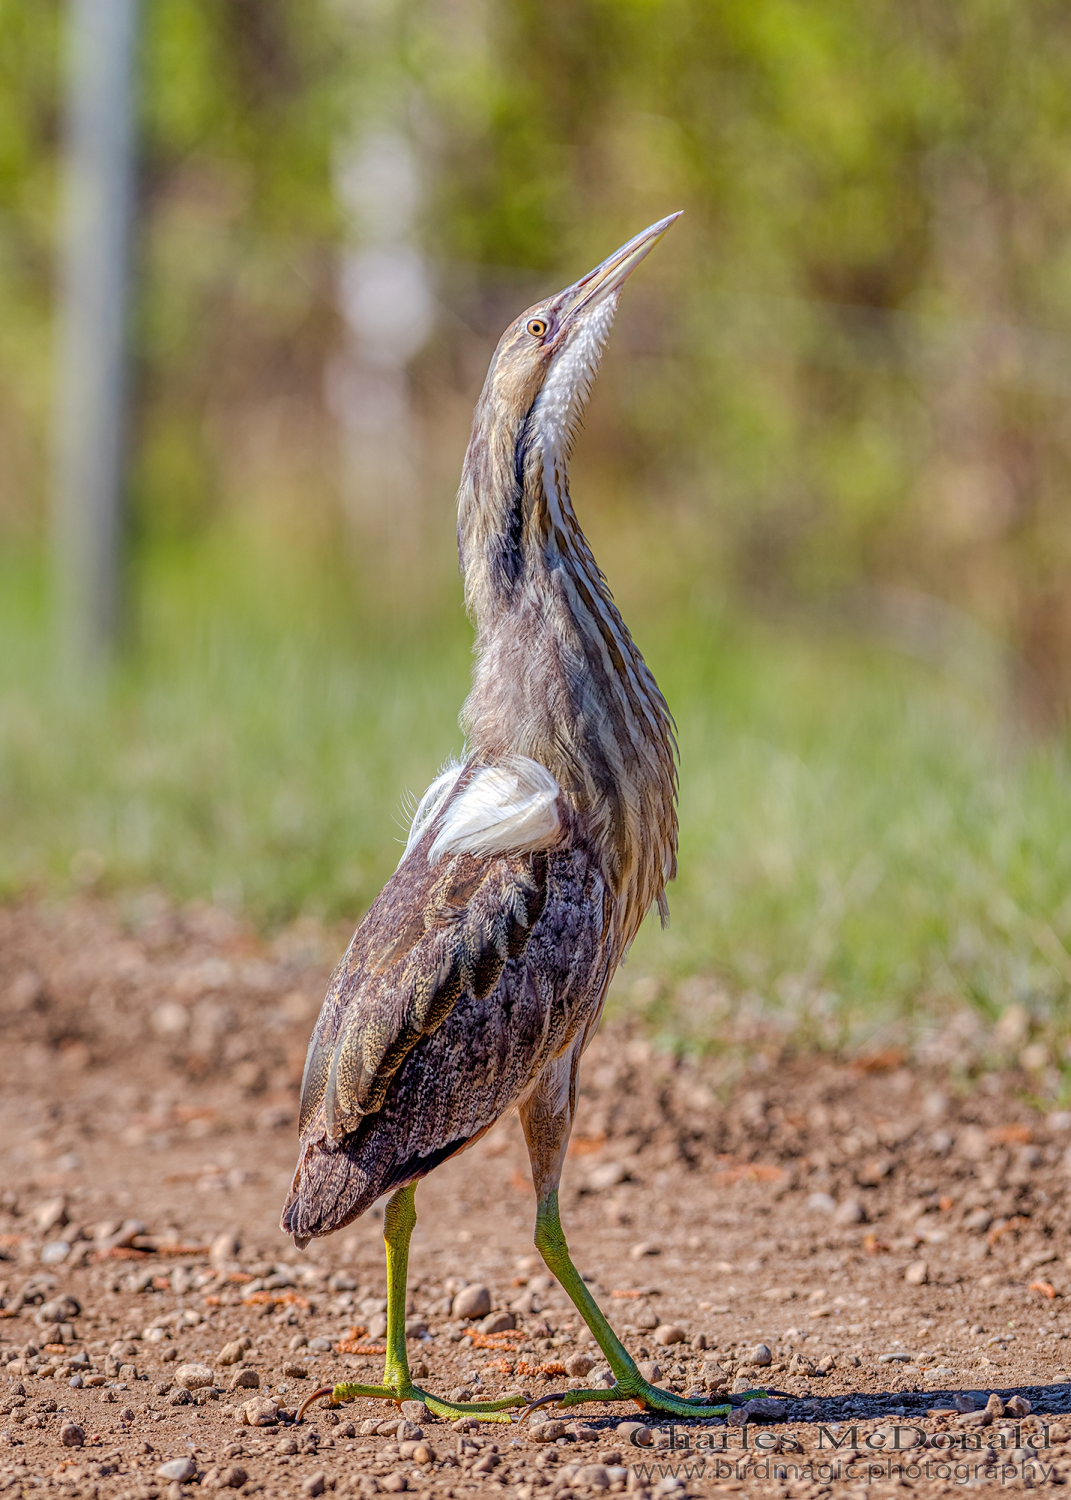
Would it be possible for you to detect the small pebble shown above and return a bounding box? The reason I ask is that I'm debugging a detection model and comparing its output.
[452,1284,492,1320]
[174,1361,215,1390]
[834,1198,866,1225]
[380,1476,407,1493]
[575,1464,610,1490]
[282,1361,308,1379]
[229,1368,259,1390]
[156,1457,197,1483]
[654,1325,685,1347]
[478,1309,516,1335]
[617,1422,653,1447]
[630,1242,661,1259]
[309,1337,333,1352]
[217,1341,246,1366]
[532,1419,568,1442]
[565,1351,595,1377]
[59,1422,84,1448]
[301,1471,327,1497]
[241,1396,280,1427]
[276,1437,299,1455]
[217,1465,247,1489]
[904,1260,929,1286]
[400,1400,431,1425]
[636,1361,661,1383]
[748,1343,772,1367]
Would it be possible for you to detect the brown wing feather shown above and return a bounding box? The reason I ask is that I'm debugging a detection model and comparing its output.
[282,845,610,1243]
[297,847,549,1143]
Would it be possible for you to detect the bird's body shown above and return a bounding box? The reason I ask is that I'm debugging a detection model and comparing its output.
[285,216,766,1426]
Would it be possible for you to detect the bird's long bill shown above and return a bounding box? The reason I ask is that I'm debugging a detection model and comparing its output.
[566,211,682,316]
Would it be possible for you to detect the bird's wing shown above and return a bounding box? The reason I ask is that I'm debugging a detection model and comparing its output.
[283,844,610,1243]
[298,844,551,1145]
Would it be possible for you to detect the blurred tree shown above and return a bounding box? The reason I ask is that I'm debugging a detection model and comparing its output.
[5,0,1071,709]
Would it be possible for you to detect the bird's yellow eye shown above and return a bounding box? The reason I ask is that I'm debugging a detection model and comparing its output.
[526,318,548,338]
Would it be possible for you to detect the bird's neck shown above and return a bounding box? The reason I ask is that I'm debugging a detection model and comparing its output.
[457,426,677,945]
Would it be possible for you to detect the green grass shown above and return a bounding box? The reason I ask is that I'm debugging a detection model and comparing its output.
[4,531,1071,1067]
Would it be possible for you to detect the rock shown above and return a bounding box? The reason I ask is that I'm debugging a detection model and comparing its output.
[404,1317,428,1339]
[400,1400,431,1425]
[216,1465,247,1489]
[636,1361,661,1383]
[986,1393,1005,1418]
[397,1420,423,1442]
[963,1208,992,1234]
[309,1337,333,1352]
[157,1457,197,1483]
[732,1376,755,1393]
[588,1163,628,1192]
[302,1472,327,1497]
[241,1396,279,1427]
[41,1241,70,1266]
[690,1332,708,1350]
[904,1260,929,1286]
[210,1230,240,1267]
[575,1464,611,1490]
[654,1325,686,1347]
[834,1199,865,1226]
[743,1398,785,1420]
[59,1422,84,1448]
[217,1340,245,1366]
[38,1295,81,1323]
[1006,1395,1032,1417]
[748,1343,773,1367]
[565,1351,596,1377]
[175,1362,215,1389]
[229,1368,259,1390]
[380,1477,408,1493]
[35,1198,68,1234]
[276,1437,299,1455]
[452,1284,492,1320]
[478,1309,516,1335]
[532,1419,569,1442]
[168,1388,192,1406]
[282,1361,308,1378]
[816,1355,836,1375]
[806,1192,836,1214]
[630,1242,661,1259]
[635,1307,660,1330]
[617,1421,654,1447]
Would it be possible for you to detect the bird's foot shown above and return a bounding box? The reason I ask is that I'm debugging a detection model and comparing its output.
[296,1380,525,1425]
[520,1380,768,1422]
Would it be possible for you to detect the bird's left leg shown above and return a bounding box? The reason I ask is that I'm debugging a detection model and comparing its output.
[298,1181,525,1424]
[518,1055,767,1421]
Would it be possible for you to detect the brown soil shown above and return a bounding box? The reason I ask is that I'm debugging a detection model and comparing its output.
[2,895,1071,1499]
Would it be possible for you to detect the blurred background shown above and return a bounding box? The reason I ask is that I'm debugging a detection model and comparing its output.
[4,0,1071,1074]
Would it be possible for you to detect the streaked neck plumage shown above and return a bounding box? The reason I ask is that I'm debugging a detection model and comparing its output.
[457,344,678,953]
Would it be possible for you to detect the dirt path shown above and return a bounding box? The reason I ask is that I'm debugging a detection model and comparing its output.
[2,896,1071,1498]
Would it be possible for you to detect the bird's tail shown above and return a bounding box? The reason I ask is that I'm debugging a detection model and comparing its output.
[280,1127,475,1245]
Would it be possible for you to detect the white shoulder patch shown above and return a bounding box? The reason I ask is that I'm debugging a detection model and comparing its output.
[428,757,562,863]
[400,760,464,864]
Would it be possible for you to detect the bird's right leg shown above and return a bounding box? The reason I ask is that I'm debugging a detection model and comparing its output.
[518,1056,767,1421]
[298,1181,524,1424]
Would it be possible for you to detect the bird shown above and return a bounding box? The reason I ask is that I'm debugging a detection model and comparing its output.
[284,214,767,1426]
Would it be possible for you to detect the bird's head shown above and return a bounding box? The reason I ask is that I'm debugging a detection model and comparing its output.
[459,212,681,599]
[477,211,681,460]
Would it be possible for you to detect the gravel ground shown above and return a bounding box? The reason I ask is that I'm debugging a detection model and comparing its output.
[3,896,1071,1498]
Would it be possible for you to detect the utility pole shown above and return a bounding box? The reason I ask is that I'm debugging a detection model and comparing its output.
[52,0,139,669]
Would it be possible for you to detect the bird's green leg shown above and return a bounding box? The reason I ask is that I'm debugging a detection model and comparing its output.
[526,1190,766,1419]
[298,1182,525,1424]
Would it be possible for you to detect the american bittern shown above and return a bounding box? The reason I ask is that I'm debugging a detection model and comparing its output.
[285,215,765,1425]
